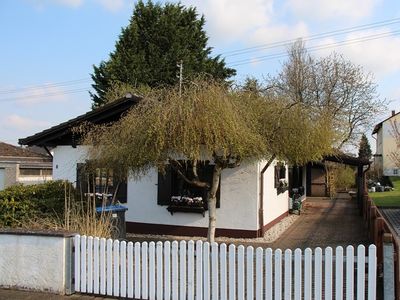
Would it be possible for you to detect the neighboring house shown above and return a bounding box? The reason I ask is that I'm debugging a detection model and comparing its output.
[372,110,400,177]
[19,95,308,238]
[0,142,52,191]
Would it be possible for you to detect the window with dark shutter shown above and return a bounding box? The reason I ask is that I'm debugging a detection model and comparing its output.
[157,161,220,209]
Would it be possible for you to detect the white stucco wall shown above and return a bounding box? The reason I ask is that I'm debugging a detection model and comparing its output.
[261,160,289,226]
[0,234,72,294]
[126,162,259,231]
[52,146,90,184]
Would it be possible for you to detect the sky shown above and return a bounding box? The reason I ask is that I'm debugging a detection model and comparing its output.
[1,0,400,150]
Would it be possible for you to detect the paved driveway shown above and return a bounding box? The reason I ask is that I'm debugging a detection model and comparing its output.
[271,193,371,250]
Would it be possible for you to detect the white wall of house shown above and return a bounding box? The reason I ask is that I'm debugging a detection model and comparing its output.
[260,160,289,227]
[51,146,293,233]
[126,162,259,231]
[381,114,400,176]
[52,146,89,185]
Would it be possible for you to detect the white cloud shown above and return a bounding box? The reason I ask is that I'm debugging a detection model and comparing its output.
[56,0,83,8]
[185,0,273,43]
[27,0,83,9]
[95,0,125,12]
[27,0,127,12]
[14,85,70,106]
[310,29,400,79]
[286,0,381,20]
[249,21,309,46]
[2,115,50,132]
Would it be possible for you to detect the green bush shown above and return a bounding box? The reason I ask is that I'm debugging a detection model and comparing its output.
[0,180,69,227]
[336,165,356,190]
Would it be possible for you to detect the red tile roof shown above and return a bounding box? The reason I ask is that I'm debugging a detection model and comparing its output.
[0,142,50,159]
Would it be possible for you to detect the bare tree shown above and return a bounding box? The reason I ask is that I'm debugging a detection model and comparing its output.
[267,40,386,149]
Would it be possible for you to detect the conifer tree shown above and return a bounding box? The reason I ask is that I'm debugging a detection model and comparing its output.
[90,1,235,108]
[358,133,372,160]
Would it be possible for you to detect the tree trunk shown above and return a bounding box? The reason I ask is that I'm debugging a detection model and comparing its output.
[207,164,222,243]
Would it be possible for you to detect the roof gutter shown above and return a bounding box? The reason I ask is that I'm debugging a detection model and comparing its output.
[44,146,53,158]
[258,155,276,237]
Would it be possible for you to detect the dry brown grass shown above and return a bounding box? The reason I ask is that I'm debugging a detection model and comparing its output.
[21,181,113,238]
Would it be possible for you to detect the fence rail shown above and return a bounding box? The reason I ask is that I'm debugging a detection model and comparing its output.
[74,235,377,300]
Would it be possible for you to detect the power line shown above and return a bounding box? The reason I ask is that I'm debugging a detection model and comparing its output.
[221,17,400,57]
[0,78,91,95]
[0,88,90,103]
[228,29,400,67]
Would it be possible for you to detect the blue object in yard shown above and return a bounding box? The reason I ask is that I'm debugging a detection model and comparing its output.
[96,204,128,213]
[96,205,128,239]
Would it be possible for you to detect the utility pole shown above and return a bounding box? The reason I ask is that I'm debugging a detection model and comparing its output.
[177,60,183,96]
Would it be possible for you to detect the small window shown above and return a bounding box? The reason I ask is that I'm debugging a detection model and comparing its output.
[394,169,398,175]
[20,168,41,176]
[41,169,52,176]
[275,162,288,194]
[76,163,127,203]
[274,163,286,188]
[157,161,220,209]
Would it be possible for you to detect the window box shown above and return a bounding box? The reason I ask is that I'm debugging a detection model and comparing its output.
[167,205,206,217]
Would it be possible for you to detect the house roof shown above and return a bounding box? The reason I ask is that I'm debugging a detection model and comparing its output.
[0,142,50,159]
[19,94,141,147]
[323,153,370,166]
[372,111,400,134]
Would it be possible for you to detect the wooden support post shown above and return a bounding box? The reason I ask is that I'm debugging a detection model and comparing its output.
[370,206,377,241]
[375,217,384,266]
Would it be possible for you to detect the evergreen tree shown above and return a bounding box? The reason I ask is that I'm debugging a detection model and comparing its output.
[358,133,372,160]
[90,1,236,107]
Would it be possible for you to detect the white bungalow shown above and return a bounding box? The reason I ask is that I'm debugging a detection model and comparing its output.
[20,95,307,238]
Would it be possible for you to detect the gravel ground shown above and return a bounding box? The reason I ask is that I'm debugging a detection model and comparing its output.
[127,214,299,245]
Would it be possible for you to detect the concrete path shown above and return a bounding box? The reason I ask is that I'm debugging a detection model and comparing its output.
[271,193,371,250]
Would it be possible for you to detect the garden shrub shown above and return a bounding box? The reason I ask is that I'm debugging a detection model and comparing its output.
[0,180,70,227]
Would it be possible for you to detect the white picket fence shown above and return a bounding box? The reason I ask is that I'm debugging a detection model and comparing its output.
[74,235,377,300]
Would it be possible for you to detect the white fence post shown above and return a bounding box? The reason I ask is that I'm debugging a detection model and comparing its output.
[72,235,378,300]
[346,246,355,300]
[274,249,282,300]
[179,241,187,300]
[368,245,377,300]
[284,249,292,300]
[74,235,81,292]
[314,247,322,300]
[325,247,333,300]
[265,248,273,300]
[165,241,172,300]
[120,241,127,298]
[211,242,219,300]
[170,241,177,300]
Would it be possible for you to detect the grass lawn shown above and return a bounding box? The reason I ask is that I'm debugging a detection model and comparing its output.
[370,177,400,206]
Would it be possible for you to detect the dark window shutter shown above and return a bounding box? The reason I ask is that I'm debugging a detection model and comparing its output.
[274,165,279,188]
[116,181,127,203]
[76,163,89,194]
[279,166,286,179]
[157,166,172,205]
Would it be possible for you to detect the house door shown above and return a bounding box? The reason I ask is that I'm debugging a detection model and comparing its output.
[0,168,5,191]
[310,166,327,197]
